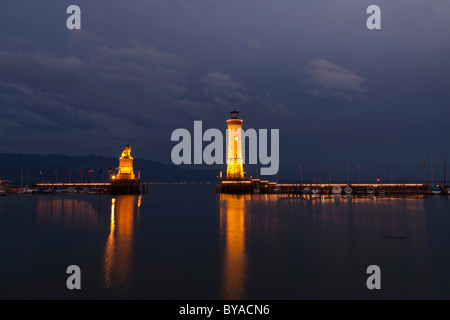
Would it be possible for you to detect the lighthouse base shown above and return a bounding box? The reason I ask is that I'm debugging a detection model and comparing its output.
[218,179,253,194]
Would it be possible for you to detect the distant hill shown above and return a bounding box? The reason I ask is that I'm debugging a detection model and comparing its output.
[0,153,218,185]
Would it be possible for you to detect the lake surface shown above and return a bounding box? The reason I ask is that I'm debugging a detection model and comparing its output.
[1,185,449,299]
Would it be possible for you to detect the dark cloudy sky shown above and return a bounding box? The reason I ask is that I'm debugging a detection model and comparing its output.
[1,0,449,182]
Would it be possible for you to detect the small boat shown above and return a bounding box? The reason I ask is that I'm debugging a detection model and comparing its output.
[344,186,353,194]
[355,187,365,194]
[22,188,37,194]
[323,188,330,194]
[366,187,375,194]
[87,187,101,194]
[447,188,450,195]
[32,188,54,194]
[429,186,441,195]
[78,187,88,194]
[312,188,321,194]
[253,188,260,194]
[378,189,385,195]
[0,190,6,196]
[302,187,311,194]
[331,186,342,194]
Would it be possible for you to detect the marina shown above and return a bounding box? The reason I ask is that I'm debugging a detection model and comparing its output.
[0,145,150,195]
[217,109,449,196]
[0,181,149,195]
[217,179,450,196]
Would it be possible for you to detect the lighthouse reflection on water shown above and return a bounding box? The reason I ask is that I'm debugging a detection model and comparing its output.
[220,194,247,299]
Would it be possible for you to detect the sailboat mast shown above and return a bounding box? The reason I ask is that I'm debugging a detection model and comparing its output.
[346,158,349,185]
[445,146,447,186]
[431,150,434,186]
[328,164,331,184]
[314,154,317,186]
[358,163,361,184]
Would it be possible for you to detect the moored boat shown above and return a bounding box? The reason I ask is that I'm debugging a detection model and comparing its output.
[366,187,375,194]
[312,188,321,194]
[344,186,353,194]
[0,190,6,196]
[302,187,311,194]
[355,187,365,194]
[32,188,54,194]
[67,187,77,193]
[332,186,342,194]
[77,187,88,194]
[429,186,441,195]
[87,187,101,194]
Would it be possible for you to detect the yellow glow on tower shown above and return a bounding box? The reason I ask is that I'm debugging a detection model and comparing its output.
[226,108,244,179]
[116,145,135,180]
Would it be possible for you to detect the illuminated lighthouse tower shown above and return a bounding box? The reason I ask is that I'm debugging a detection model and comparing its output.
[226,108,244,179]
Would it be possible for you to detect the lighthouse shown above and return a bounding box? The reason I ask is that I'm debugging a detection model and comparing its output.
[226,107,244,179]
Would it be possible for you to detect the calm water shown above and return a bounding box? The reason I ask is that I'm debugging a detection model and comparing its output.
[0,185,449,299]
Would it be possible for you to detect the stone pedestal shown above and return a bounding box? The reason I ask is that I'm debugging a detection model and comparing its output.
[110,179,140,195]
[117,158,135,180]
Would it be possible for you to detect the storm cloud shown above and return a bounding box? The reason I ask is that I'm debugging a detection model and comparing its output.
[0,0,449,181]
[305,59,367,101]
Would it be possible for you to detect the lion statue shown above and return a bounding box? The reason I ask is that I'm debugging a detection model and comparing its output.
[120,145,132,159]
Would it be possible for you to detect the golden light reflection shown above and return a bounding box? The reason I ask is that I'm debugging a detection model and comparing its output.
[102,195,138,290]
[137,194,142,208]
[220,194,247,299]
[36,197,102,232]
